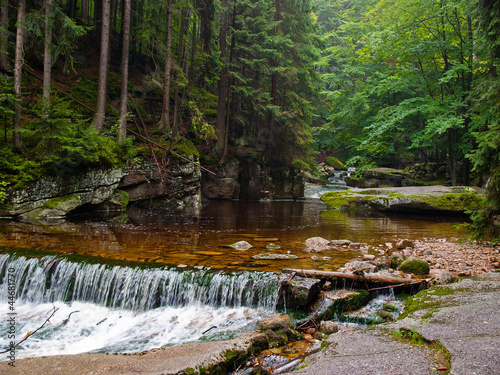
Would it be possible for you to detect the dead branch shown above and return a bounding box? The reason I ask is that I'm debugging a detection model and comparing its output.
[282,268,417,285]
[0,307,59,354]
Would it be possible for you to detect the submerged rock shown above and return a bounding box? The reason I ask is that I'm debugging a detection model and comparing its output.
[252,253,298,260]
[304,237,330,252]
[230,241,253,250]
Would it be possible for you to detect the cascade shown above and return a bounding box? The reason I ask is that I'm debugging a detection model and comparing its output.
[0,253,282,359]
[0,254,281,311]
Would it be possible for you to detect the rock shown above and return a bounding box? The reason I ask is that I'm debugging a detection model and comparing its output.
[363,254,376,261]
[304,237,330,251]
[432,269,457,285]
[251,253,298,260]
[258,315,292,332]
[375,310,394,322]
[266,243,281,249]
[278,277,322,309]
[306,328,316,335]
[319,321,339,335]
[330,239,352,247]
[318,290,370,321]
[398,257,430,275]
[2,168,129,220]
[120,159,201,208]
[348,242,362,250]
[396,239,414,249]
[326,157,346,170]
[343,261,377,273]
[230,241,253,250]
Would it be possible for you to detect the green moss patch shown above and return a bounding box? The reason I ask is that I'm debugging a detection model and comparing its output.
[399,258,430,275]
[320,191,358,208]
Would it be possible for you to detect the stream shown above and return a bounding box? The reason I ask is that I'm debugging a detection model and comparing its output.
[0,199,467,360]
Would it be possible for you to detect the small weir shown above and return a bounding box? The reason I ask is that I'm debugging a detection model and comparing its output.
[0,253,282,359]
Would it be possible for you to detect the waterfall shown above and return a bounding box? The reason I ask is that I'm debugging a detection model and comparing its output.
[0,253,282,359]
[0,253,280,311]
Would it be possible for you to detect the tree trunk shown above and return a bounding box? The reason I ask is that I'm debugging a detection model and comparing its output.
[0,0,8,72]
[216,0,229,155]
[81,0,88,23]
[91,0,111,131]
[281,268,422,286]
[264,0,281,159]
[118,0,131,143]
[172,9,188,141]
[159,0,174,132]
[13,0,26,149]
[43,0,53,114]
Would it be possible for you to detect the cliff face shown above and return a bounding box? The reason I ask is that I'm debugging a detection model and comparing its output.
[0,154,305,220]
[0,156,202,220]
[201,158,304,200]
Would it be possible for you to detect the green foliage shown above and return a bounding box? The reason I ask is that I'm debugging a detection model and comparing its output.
[1,96,133,189]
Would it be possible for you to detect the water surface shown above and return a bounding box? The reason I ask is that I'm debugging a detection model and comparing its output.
[0,200,466,272]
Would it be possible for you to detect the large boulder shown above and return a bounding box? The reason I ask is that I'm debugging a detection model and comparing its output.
[1,168,128,220]
[119,159,202,208]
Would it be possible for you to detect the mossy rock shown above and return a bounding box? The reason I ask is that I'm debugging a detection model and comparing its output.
[320,191,358,209]
[399,258,430,275]
[326,157,346,170]
[318,289,370,321]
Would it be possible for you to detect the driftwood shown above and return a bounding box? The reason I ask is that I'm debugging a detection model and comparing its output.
[282,268,422,285]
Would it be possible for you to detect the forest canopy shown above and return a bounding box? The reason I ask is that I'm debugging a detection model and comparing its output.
[0,0,499,238]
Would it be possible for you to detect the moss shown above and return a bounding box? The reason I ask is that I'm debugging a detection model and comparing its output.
[399,259,430,275]
[407,191,484,211]
[41,194,82,210]
[391,328,451,373]
[110,189,130,207]
[397,287,458,321]
[326,157,346,170]
[291,159,311,171]
[320,191,357,208]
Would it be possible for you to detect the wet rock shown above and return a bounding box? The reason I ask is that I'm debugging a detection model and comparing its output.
[341,261,377,273]
[304,237,330,251]
[398,257,430,275]
[252,253,298,260]
[266,243,281,249]
[318,290,370,321]
[330,239,352,247]
[258,315,292,332]
[319,321,339,335]
[230,241,253,250]
[363,254,376,261]
[376,310,394,322]
[396,239,414,249]
[348,242,362,250]
[278,277,322,309]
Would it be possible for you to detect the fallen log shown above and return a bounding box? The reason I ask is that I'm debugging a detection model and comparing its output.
[281,268,420,285]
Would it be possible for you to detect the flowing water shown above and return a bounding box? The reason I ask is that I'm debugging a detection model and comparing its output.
[0,199,467,359]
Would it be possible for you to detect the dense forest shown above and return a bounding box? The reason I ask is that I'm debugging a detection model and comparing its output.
[0,0,499,237]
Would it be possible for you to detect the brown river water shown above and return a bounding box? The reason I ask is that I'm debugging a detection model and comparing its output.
[0,200,467,273]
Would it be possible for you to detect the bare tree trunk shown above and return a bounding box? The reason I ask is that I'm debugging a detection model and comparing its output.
[0,0,8,72]
[265,0,281,159]
[91,0,111,131]
[43,0,53,114]
[172,9,188,141]
[14,0,26,149]
[215,0,229,155]
[159,0,174,132]
[118,0,131,143]
[81,0,88,23]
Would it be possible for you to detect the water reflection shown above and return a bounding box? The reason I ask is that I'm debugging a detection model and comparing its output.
[0,201,466,272]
